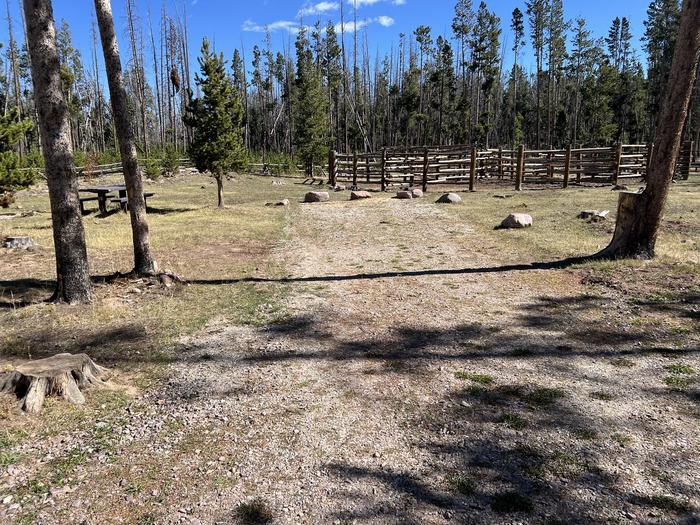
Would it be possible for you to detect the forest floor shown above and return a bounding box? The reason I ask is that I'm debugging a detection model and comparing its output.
[0,173,699,525]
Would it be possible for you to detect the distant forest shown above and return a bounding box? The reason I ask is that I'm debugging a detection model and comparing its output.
[1,0,698,166]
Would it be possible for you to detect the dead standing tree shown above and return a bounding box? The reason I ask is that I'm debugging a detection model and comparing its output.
[94,0,157,275]
[599,0,700,259]
[24,0,92,304]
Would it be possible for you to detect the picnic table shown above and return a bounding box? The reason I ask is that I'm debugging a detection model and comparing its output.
[79,185,154,215]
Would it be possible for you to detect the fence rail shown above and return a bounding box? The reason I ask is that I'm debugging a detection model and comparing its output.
[328,142,695,191]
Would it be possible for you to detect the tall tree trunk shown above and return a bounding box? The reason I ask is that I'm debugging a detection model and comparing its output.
[599,0,700,259]
[94,0,157,275]
[24,0,92,304]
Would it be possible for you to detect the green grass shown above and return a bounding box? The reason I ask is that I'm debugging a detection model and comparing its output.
[455,372,495,385]
[499,413,527,429]
[235,497,273,524]
[49,447,88,486]
[664,375,693,389]
[646,494,691,513]
[448,474,477,496]
[525,387,566,407]
[665,363,696,375]
[572,428,598,441]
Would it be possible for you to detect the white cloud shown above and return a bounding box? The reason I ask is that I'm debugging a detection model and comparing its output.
[349,0,405,6]
[298,1,339,17]
[334,16,393,33]
[242,19,300,33]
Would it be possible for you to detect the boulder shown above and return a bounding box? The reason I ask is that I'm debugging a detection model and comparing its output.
[578,210,609,222]
[396,191,413,199]
[334,184,346,192]
[266,199,290,207]
[304,191,330,203]
[498,213,533,229]
[2,236,34,249]
[436,193,462,204]
[350,191,372,200]
[410,188,424,198]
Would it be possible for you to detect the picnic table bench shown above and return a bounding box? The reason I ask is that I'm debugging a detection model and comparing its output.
[111,192,155,212]
[79,185,155,215]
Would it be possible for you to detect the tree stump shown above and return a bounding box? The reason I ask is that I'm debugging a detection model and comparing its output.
[0,354,110,414]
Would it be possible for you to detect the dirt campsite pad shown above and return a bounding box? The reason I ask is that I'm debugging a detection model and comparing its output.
[1,174,699,524]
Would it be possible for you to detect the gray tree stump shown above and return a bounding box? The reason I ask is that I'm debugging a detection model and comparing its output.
[0,353,110,414]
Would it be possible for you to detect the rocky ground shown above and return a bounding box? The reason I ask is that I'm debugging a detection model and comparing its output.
[1,183,699,524]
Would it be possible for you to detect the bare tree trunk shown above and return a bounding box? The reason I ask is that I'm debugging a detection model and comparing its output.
[125,0,149,157]
[24,0,91,304]
[215,175,224,208]
[94,0,157,275]
[599,0,700,259]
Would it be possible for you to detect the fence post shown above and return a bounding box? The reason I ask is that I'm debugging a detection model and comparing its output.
[469,147,477,192]
[422,147,429,193]
[498,147,503,178]
[352,152,358,188]
[563,145,572,188]
[365,154,370,183]
[613,143,623,185]
[515,144,525,191]
[576,150,582,184]
[328,149,337,185]
[380,148,387,192]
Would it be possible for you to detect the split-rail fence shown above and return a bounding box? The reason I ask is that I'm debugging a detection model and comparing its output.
[328,142,695,192]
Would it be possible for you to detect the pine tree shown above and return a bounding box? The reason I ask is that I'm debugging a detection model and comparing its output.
[644,0,681,133]
[293,25,327,176]
[526,0,548,147]
[546,0,567,147]
[0,109,34,206]
[470,1,501,147]
[511,8,525,147]
[184,38,245,208]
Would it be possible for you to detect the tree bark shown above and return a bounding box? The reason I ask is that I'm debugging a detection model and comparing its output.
[23,0,92,304]
[94,0,157,275]
[215,175,224,208]
[598,0,700,259]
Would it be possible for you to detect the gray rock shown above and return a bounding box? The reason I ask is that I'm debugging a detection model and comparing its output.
[350,191,372,200]
[498,213,533,229]
[578,210,609,221]
[333,184,346,192]
[436,193,462,204]
[304,191,330,203]
[266,199,290,207]
[410,188,424,198]
[396,191,413,199]
[2,236,34,249]
[611,184,628,191]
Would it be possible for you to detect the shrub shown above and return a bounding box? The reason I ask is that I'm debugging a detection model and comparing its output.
[161,145,180,176]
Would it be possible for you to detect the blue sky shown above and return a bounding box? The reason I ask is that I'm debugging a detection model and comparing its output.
[3,0,650,79]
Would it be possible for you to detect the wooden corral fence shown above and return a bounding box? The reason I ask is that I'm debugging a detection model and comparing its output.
[21,158,193,179]
[328,142,695,192]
